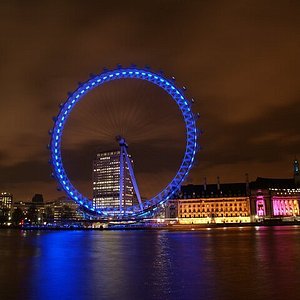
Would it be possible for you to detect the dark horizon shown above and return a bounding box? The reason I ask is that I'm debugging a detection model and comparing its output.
[1,0,300,201]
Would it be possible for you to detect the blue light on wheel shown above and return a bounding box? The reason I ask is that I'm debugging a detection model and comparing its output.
[50,66,199,218]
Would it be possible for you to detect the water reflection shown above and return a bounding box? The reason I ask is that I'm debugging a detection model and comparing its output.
[0,227,300,300]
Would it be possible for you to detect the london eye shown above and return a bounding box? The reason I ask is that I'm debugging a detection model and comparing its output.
[49,66,199,219]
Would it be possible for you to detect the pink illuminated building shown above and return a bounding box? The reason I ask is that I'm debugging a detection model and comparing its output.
[256,196,266,217]
[272,196,299,216]
[250,159,300,220]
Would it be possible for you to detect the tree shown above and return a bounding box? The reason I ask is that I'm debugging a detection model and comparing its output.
[0,208,9,224]
[11,208,24,226]
[61,205,73,220]
[27,204,38,224]
[44,206,54,223]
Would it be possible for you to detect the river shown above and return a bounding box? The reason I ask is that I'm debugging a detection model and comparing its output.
[0,226,299,300]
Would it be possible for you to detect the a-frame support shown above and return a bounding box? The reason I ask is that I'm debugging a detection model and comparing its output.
[117,136,143,213]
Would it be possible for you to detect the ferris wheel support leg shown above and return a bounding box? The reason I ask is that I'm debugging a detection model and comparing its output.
[119,147,125,214]
[123,147,143,211]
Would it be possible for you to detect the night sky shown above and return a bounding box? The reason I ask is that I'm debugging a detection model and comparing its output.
[1,0,300,201]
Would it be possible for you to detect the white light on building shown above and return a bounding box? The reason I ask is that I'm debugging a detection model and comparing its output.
[92,150,135,209]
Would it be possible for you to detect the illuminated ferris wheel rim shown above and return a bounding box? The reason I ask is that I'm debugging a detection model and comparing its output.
[50,66,199,218]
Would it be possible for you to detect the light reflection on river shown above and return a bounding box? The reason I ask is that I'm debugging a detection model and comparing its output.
[0,226,300,300]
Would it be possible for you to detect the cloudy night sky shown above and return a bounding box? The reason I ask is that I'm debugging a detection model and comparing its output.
[1,0,300,201]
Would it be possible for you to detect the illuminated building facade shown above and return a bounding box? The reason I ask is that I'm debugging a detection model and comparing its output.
[0,192,13,223]
[0,192,13,211]
[167,161,300,224]
[92,150,135,209]
[51,197,84,222]
[167,182,251,224]
[250,175,300,220]
[12,196,84,225]
[175,197,251,224]
[272,195,299,216]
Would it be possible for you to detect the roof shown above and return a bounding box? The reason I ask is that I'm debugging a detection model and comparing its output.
[179,183,249,199]
[175,175,299,199]
[250,177,296,189]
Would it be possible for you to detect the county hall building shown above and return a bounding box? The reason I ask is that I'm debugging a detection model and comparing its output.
[166,160,300,224]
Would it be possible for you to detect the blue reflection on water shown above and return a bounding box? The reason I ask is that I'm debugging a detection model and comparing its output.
[28,230,215,300]
[30,231,95,299]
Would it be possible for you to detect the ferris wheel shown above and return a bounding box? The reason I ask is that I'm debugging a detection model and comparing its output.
[49,66,200,219]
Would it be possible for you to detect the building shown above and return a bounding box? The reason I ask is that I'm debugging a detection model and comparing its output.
[249,160,300,220]
[12,196,84,225]
[166,180,251,224]
[249,159,300,220]
[0,192,13,211]
[51,197,84,223]
[92,149,135,209]
[32,194,44,204]
[166,160,300,224]
[13,195,45,225]
[0,192,13,224]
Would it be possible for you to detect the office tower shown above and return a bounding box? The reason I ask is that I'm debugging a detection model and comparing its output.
[92,150,135,209]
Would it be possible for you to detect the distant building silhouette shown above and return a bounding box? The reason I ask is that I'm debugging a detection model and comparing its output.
[32,194,44,204]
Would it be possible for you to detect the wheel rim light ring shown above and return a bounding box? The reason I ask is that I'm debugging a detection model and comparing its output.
[50,67,198,218]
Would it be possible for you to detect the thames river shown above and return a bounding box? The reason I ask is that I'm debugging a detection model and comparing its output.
[0,226,300,300]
